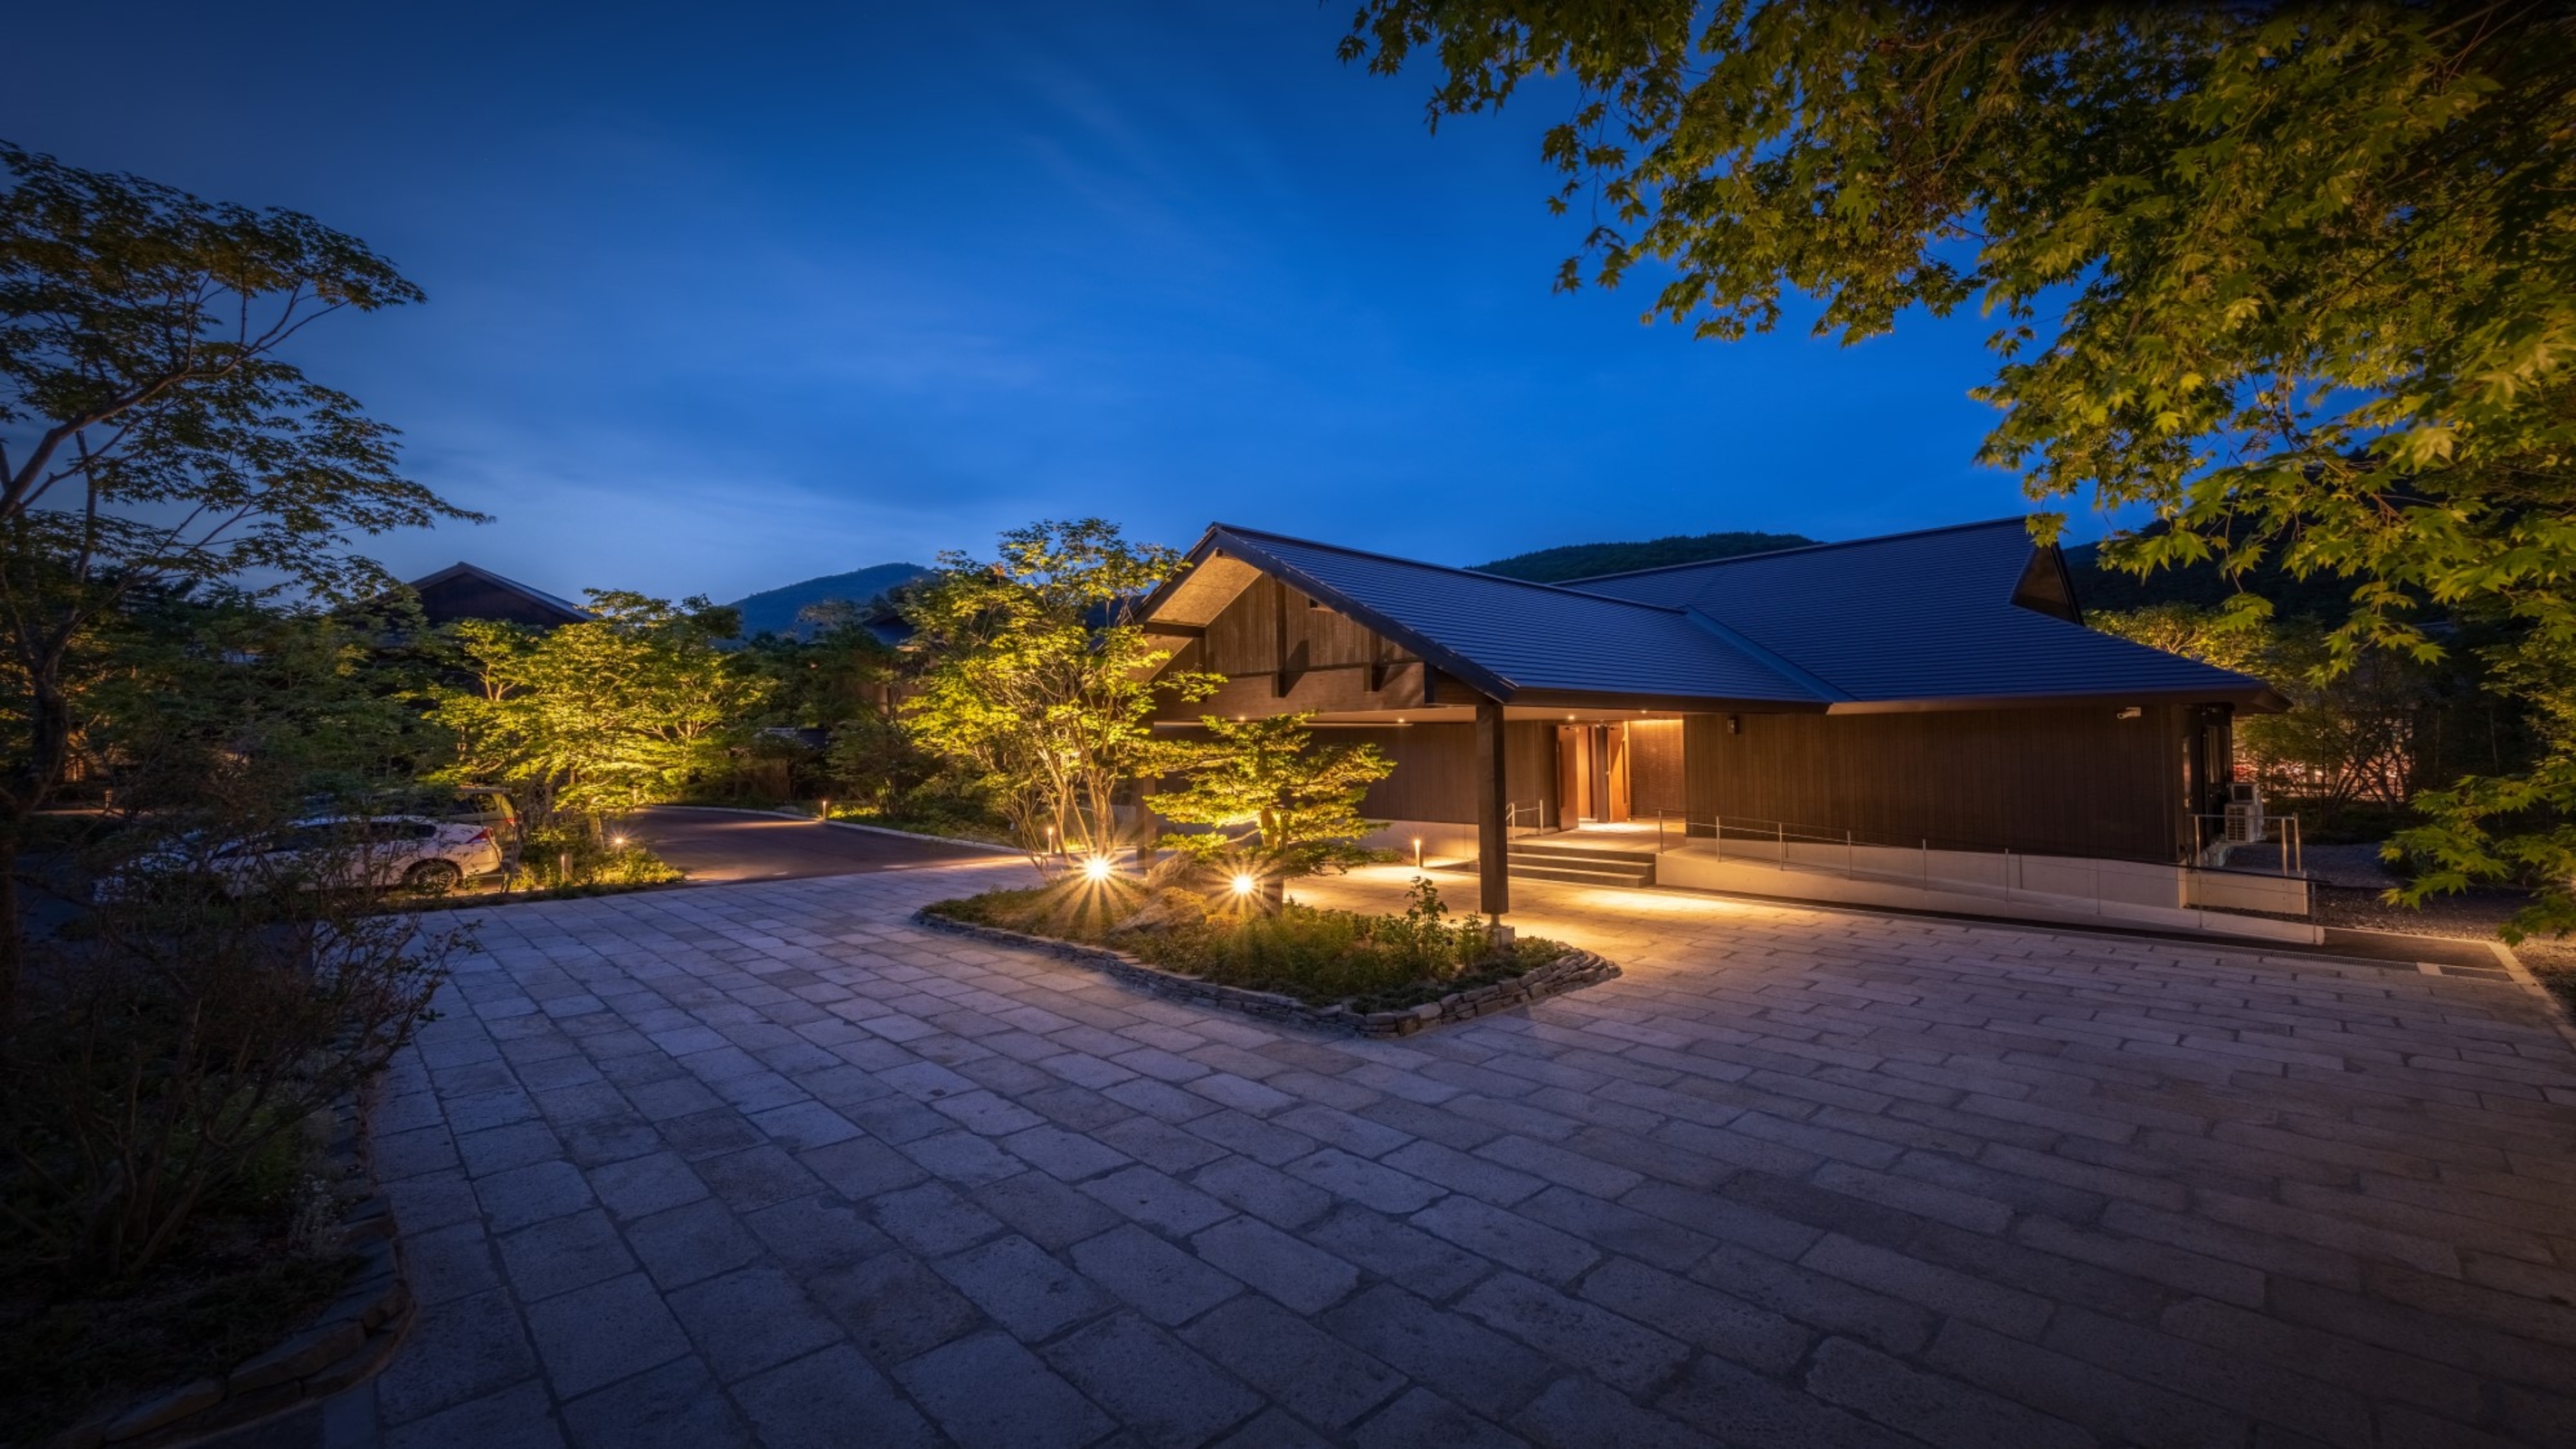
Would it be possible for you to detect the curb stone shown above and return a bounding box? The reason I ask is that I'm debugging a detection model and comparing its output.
[44,1088,417,1449]
[913,909,1620,1037]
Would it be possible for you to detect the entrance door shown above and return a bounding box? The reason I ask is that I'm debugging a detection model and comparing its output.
[1557,724,1632,824]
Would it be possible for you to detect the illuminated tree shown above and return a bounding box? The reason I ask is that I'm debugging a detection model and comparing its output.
[1151,714,1394,878]
[903,520,1219,858]
[433,593,768,828]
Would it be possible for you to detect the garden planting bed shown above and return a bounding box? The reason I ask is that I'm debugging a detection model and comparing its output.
[26,1093,414,1449]
[915,890,1619,1037]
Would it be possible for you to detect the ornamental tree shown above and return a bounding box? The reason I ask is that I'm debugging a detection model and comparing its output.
[0,141,470,1009]
[1341,2,2576,933]
[432,592,768,829]
[1151,714,1395,878]
[903,519,1219,859]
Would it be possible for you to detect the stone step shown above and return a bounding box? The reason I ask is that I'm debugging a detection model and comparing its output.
[1505,859,1656,888]
[1510,839,1661,867]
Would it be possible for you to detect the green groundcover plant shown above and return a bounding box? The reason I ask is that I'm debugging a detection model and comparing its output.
[930,873,1567,1011]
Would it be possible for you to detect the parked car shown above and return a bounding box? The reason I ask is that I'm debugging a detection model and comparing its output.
[97,815,505,901]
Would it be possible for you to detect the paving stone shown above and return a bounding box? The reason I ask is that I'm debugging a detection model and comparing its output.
[371,1287,540,1426]
[625,1197,765,1290]
[1181,1295,1407,1431]
[1350,1387,1523,1449]
[475,1159,595,1232]
[402,1220,503,1307]
[1002,1122,1135,1181]
[1804,1335,2095,1449]
[1191,1156,1338,1230]
[374,862,2576,1449]
[1079,1162,1234,1235]
[1411,1195,1600,1285]
[496,1208,636,1303]
[695,1141,828,1212]
[456,1121,564,1179]
[733,1344,939,1449]
[1457,1271,1691,1395]
[894,1331,1116,1449]
[1305,1203,1495,1300]
[586,1150,708,1221]
[1212,1408,1337,1449]
[1656,1353,1918,1449]
[743,1190,896,1272]
[1191,1214,1360,1314]
[974,1169,1127,1250]
[1071,1223,1243,1325]
[808,1249,984,1363]
[800,1133,928,1199]
[935,1233,1114,1340]
[1044,1312,1264,1447]
[1383,1139,1548,1205]
[747,1098,862,1151]
[1512,1374,1719,1449]
[869,1179,1008,1256]
[667,1264,846,1382]
[524,1271,692,1397]
[1323,1283,1555,1416]
[559,1354,750,1449]
[1581,1255,1815,1376]
[1284,1148,1446,1215]
[1518,1184,1719,1274]
[383,1378,564,1449]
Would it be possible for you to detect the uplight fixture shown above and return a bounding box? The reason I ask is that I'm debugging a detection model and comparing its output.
[610,835,628,848]
[1083,857,1113,883]
[1230,873,1256,896]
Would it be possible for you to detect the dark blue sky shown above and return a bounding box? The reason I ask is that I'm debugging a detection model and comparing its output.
[7,1,2058,602]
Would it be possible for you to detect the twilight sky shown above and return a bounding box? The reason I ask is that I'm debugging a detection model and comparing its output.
[5,1,2057,603]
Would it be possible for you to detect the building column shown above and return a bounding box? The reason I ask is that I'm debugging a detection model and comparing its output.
[1475,694,1510,917]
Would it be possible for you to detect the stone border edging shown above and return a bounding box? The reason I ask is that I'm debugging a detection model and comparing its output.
[913,908,1619,1037]
[49,1094,416,1449]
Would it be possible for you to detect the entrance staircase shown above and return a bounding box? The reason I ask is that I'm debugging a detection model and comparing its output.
[1505,834,1658,889]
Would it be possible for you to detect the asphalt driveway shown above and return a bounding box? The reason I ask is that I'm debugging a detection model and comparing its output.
[628,808,1000,884]
[268,857,2576,1447]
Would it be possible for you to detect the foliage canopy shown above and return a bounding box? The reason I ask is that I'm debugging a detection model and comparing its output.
[1345,1,2576,930]
[903,520,1218,857]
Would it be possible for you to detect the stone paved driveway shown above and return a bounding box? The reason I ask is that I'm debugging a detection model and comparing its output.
[339,859,2576,1447]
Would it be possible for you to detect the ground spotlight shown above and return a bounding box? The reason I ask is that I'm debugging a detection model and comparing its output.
[1084,857,1113,883]
[1230,873,1256,896]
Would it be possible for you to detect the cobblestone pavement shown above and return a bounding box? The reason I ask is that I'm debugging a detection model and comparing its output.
[331,859,2576,1447]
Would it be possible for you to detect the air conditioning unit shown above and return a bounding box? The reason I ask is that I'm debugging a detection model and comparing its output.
[2223,782,2265,843]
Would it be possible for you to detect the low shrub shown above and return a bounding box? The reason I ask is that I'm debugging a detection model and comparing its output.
[928,874,1566,1010]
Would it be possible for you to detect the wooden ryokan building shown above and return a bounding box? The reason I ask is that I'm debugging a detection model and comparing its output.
[1136,519,2289,932]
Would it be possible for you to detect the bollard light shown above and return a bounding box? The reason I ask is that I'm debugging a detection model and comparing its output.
[1413,837,1424,868]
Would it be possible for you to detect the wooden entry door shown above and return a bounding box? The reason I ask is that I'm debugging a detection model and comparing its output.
[1557,724,1633,823]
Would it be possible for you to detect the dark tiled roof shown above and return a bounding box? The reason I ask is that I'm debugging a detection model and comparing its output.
[1209,527,1820,705]
[1162,519,2275,711]
[1565,518,2261,705]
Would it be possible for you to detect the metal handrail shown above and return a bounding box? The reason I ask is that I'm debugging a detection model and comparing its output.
[1644,808,2312,923]
[2186,812,2304,877]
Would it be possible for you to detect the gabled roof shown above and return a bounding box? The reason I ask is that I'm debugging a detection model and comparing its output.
[1196,526,1822,707]
[1145,518,2279,714]
[1563,517,2264,708]
[404,562,592,627]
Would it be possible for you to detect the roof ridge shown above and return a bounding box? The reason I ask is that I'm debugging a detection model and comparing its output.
[1208,523,1692,615]
[1556,516,2037,586]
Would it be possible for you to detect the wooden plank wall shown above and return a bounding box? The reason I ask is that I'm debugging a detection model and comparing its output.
[1331,724,1556,826]
[1681,705,2190,861]
[1627,721,1687,819]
